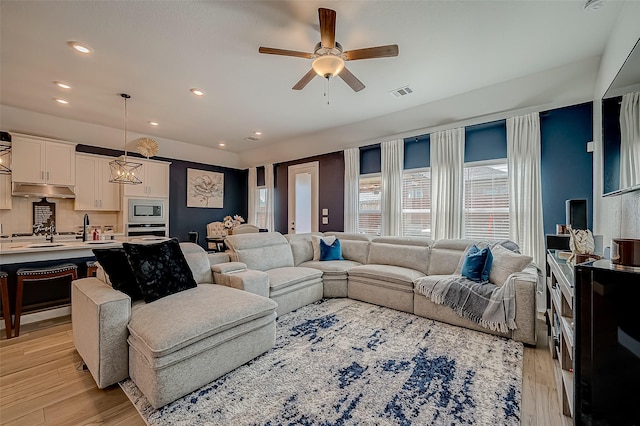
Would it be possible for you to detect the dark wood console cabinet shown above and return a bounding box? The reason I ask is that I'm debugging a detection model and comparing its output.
[574,260,640,425]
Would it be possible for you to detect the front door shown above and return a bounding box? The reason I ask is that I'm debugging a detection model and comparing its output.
[287,162,319,234]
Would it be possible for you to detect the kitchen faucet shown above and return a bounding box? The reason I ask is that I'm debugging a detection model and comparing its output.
[83,214,90,242]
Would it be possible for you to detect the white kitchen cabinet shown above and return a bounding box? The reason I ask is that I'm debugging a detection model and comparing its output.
[0,152,11,209]
[75,154,121,211]
[11,135,76,186]
[123,159,169,198]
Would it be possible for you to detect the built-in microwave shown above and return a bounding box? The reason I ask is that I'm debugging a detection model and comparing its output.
[128,198,166,223]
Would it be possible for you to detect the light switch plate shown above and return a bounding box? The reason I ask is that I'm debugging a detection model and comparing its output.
[322,217,328,225]
[322,208,329,215]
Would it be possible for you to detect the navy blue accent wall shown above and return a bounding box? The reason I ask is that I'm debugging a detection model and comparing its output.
[360,145,381,174]
[168,159,247,248]
[403,135,430,169]
[602,96,622,194]
[76,145,247,249]
[275,151,344,234]
[540,102,593,236]
[465,120,507,162]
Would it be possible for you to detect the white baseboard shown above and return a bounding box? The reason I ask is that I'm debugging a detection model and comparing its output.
[0,306,70,330]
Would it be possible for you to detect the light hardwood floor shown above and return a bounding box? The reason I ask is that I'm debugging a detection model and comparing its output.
[0,316,571,425]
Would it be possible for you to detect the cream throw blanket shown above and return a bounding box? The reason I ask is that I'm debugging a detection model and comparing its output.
[414,273,525,333]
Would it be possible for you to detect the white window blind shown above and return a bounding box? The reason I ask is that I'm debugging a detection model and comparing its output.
[256,187,267,229]
[463,161,509,239]
[358,174,381,235]
[402,169,431,237]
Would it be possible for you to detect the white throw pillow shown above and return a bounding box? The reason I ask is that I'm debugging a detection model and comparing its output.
[489,244,533,286]
[312,235,336,261]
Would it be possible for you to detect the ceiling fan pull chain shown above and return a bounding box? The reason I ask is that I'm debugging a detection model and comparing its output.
[325,76,330,105]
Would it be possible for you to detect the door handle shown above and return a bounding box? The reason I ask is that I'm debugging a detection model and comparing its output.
[46,171,49,181]
[41,171,44,180]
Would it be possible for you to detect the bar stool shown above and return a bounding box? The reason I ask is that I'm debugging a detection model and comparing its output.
[14,263,78,337]
[0,271,11,339]
[86,260,98,278]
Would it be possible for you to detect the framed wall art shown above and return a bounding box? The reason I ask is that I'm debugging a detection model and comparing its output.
[187,168,224,208]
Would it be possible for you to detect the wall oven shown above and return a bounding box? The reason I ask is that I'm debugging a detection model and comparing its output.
[126,223,168,238]
[128,199,166,224]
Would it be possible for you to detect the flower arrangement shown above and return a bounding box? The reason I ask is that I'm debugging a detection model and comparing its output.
[223,214,245,230]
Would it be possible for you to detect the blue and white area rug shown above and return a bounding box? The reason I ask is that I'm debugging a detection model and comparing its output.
[121,298,523,425]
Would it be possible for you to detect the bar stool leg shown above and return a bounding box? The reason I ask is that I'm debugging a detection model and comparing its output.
[14,276,24,338]
[0,274,11,339]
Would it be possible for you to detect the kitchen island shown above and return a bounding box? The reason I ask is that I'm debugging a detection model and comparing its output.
[0,239,126,334]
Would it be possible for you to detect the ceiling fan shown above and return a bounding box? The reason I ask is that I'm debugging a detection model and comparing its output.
[259,8,399,92]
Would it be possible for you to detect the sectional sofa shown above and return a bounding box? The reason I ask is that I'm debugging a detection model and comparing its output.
[72,232,537,410]
[218,232,538,345]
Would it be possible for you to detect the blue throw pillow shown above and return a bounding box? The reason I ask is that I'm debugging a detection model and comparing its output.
[460,245,493,283]
[319,238,344,261]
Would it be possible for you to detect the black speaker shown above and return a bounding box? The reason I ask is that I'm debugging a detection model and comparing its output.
[566,199,588,230]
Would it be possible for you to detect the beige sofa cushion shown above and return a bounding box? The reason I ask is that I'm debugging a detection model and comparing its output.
[127,285,277,360]
[324,232,372,264]
[427,239,475,275]
[299,260,362,277]
[267,266,323,292]
[226,232,294,271]
[367,237,433,275]
[349,264,426,288]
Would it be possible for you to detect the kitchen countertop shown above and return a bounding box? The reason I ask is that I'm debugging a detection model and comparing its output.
[0,240,124,264]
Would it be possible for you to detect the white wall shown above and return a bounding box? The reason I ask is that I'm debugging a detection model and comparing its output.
[592,1,640,247]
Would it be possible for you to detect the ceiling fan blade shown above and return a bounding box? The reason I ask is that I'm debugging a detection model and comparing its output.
[319,8,336,49]
[292,69,317,90]
[339,67,365,92]
[344,44,399,61]
[259,47,314,59]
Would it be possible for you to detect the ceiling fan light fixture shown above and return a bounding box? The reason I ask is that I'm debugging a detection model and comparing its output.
[312,55,345,78]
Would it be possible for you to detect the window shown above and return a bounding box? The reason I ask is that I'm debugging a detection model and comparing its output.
[402,169,431,237]
[256,187,267,229]
[358,174,381,235]
[463,160,509,239]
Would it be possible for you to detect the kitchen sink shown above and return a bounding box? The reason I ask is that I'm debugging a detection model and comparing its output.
[84,240,114,245]
[26,243,67,248]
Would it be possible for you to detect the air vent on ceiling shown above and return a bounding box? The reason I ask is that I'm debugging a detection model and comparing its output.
[244,136,259,142]
[584,0,605,10]
[390,86,413,98]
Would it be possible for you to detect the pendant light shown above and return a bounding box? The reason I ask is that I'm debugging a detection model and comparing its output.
[109,93,142,185]
[0,132,11,175]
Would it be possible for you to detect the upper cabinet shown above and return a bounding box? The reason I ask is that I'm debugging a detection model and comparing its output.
[11,135,76,186]
[123,159,169,198]
[75,154,121,211]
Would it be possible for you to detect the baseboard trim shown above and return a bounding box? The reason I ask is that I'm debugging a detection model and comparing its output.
[0,306,71,330]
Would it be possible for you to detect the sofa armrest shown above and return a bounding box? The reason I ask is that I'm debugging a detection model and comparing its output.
[510,271,538,345]
[212,261,247,274]
[208,252,231,265]
[71,278,131,388]
[213,267,270,298]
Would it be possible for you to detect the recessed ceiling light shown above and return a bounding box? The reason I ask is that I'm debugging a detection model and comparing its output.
[190,88,205,96]
[55,98,69,104]
[149,121,159,126]
[68,41,92,54]
[254,131,262,136]
[54,81,71,89]
[219,143,225,147]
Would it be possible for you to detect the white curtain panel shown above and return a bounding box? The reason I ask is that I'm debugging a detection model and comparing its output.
[247,167,258,226]
[620,91,640,189]
[430,128,464,240]
[343,148,360,233]
[264,164,275,232]
[381,139,404,236]
[506,112,545,275]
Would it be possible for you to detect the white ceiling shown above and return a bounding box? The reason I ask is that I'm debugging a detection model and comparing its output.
[0,1,629,168]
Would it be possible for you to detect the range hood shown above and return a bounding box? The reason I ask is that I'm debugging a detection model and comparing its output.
[12,182,75,199]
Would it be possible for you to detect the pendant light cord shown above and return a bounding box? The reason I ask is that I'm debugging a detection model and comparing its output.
[123,95,128,160]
